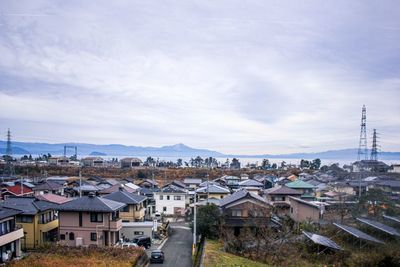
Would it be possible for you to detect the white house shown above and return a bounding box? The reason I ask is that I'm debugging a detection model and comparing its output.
[155,185,187,216]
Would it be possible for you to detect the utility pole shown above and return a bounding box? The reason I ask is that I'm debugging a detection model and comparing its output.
[79,170,82,198]
[193,190,197,255]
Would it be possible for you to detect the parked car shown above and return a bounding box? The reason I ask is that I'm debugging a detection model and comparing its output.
[150,249,164,264]
[132,235,151,249]
[122,242,138,248]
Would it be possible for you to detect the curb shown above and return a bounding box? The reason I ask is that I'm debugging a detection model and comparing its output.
[158,237,169,250]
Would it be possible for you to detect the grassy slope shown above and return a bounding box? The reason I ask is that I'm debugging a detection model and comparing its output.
[203,240,270,267]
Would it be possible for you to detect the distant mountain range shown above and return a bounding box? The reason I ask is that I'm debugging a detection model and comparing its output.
[0,141,399,160]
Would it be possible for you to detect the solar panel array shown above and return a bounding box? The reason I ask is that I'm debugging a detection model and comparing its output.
[356,218,400,237]
[383,215,400,224]
[302,231,342,250]
[333,222,385,244]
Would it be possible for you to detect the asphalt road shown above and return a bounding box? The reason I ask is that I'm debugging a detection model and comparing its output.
[150,223,193,267]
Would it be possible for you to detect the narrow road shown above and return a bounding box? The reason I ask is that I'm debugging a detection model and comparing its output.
[150,222,193,267]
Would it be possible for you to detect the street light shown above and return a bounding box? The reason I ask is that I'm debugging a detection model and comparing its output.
[192,190,197,255]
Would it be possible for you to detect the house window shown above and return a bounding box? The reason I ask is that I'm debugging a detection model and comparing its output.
[90,233,97,241]
[69,232,75,240]
[17,215,33,223]
[90,213,103,222]
[231,210,242,217]
[79,212,82,227]
[134,231,144,235]
[160,195,163,200]
[163,207,167,212]
[60,234,65,240]
[174,196,181,200]
[122,206,129,212]
[167,195,170,200]
[271,197,275,201]
[290,207,293,213]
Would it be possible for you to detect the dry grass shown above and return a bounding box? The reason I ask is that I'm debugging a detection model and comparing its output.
[203,240,270,267]
[8,245,146,267]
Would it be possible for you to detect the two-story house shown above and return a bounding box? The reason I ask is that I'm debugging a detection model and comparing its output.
[196,184,230,200]
[57,193,126,247]
[103,189,147,222]
[285,180,316,199]
[155,185,186,216]
[33,181,65,196]
[220,189,271,239]
[0,207,24,263]
[3,197,59,249]
[264,185,302,216]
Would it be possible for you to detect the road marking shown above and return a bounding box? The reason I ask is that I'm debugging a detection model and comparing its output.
[158,237,169,249]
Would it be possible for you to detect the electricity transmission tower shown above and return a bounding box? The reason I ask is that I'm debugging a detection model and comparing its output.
[357,105,368,161]
[370,129,379,161]
[4,128,14,175]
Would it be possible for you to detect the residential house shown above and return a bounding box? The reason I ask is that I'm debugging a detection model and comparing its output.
[3,197,59,249]
[289,197,327,223]
[389,164,400,173]
[120,157,142,168]
[220,189,271,239]
[223,176,241,189]
[36,193,72,204]
[48,157,70,166]
[155,185,186,216]
[183,178,202,189]
[196,184,230,200]
[238,179,264,193]
[103,189,147,222]
[33,181,65,196]
[57,194,125,247]
[99,184,136,195]
[81,157,104,167]
[375,180,400,200]
[352,160,390,173]
[286,180,316,199]
[1,185,34,199]
[264,186,302,216]
[166,180,186,190]
[0,207,24,263]
[137,179,159,189]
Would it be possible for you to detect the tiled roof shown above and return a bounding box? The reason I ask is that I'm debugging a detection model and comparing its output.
[170,180,186,189]
[3,197,58,215]
[219,189,266,207]
[36,193,72,204]
[103,190,147,205]
[196,184,230,194]
[184,178,202,184]
[4,185,33,196]
[239,179,263,187]
[286,180,316,189]
[160,184,186,193]
[34,181,64,191]
[0,206,21,220]
[265,186,302,195]
[57,195,126,212]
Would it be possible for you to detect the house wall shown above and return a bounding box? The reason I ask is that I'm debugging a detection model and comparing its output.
[155,193,186,216]
[198,192,229,200]
[289,199,321,223]
[120,204,145,222]
[58,211,122,247]
[120,225,153,241]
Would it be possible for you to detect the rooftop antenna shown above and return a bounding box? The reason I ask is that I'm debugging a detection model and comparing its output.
[370,129,379,161]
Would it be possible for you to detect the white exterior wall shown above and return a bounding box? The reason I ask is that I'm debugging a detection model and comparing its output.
[155,192,186,216]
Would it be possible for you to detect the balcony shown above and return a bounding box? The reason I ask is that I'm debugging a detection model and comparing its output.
[109,218,122,230]
[0,228,24,247]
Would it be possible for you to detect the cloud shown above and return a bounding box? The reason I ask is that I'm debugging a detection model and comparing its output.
[0,0,399,154]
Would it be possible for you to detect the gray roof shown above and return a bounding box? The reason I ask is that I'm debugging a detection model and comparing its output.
[161,184,186,193]
[184,178,202,184]
[34,181,64,191]
[103,190,147,205]
[3,197,59,215]
[196,184,230,194]
[219,189,266,207]
[265,186,302,195]
[57,195,126,212]
[239,179,263,187]
[0,206,22,220]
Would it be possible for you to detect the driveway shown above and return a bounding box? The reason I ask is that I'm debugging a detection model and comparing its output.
[149,222,193,267]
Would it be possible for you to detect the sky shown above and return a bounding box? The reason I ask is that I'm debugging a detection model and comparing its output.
[0,0,399,155]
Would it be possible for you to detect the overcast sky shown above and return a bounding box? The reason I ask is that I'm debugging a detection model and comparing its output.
[0,1,399,154]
